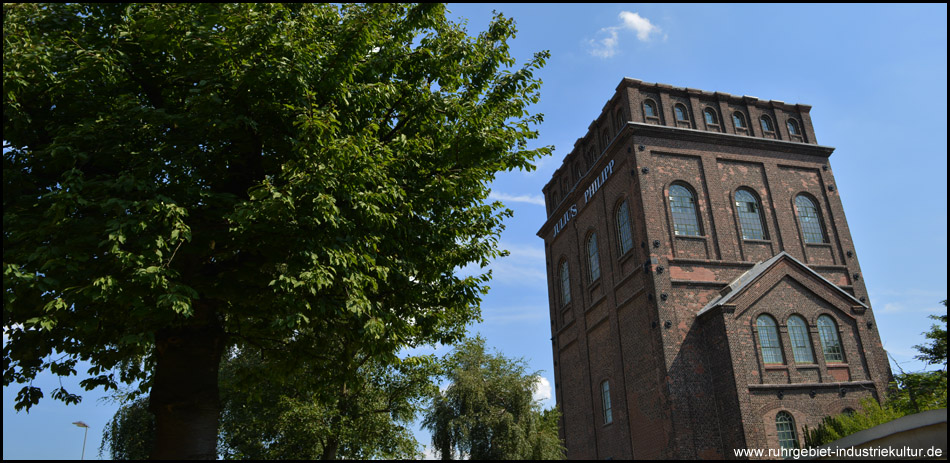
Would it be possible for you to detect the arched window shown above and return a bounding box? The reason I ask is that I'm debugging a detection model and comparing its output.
[587,233,601,282]
[616,109,625,132]
[733,111,747,129]
[760,115,775,133]
[601,380,613,424]
[795,195,826,243]
[674,104,689,121]
[643,99,658,119]
[585,147,595,167]
[704,108,718,126]
[776,412,799,450]
[735,189,767,240]
[559,261,571,306]
[817,315,844,362]
[616,200,634,256]
[602,129,610,150]
[787,315,815,363]
[756,315,783,364]
[669,183,702,236]
[787,118,802,136]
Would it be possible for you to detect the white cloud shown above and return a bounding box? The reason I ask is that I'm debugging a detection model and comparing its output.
[488,192,546,206]
[533,376,552,402]
[882,302,905,313]
[619,11,659,41]
[588,11,662,58]
[482,305,547,325]
[455,242,547,288]
[874,289,945,314]
[500,242,545,260]
[589,29,621,59]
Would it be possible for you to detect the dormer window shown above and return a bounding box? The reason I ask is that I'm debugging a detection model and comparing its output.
[703,108,720,132]
[733,111,747,133]
[787,118,801,135]
[643,100,658,118]
[674,104,688,121]
[673,104,690,128]
[787,118,804,142]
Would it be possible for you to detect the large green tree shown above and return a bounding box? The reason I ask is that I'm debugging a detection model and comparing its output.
[3,3,549,458]
[423,337,565,460]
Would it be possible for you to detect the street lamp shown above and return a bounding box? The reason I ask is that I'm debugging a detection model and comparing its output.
[72,421,90,460]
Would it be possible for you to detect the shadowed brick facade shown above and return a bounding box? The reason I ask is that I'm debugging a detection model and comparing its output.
[537,78,892,459]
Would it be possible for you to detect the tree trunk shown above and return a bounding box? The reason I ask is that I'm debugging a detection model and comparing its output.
[322,437,340,460]
[149,305,226,460]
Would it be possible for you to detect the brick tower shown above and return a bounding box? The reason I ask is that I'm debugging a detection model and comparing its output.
[537,78,892,459]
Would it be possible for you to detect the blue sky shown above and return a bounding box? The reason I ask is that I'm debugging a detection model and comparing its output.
[4,4,947,459]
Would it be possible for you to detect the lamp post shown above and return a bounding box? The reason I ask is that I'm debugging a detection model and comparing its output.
[72,421,90,460]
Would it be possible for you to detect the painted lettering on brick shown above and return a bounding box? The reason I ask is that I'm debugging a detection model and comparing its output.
[553,204,578,237]
[584,160,614,204]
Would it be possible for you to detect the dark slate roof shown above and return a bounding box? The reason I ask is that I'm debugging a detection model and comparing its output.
[696,251,868,318]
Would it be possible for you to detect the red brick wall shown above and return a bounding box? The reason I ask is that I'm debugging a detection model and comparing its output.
[540,79,892,459]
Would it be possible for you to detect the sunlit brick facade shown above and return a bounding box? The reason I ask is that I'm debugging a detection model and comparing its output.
[537,78,892,459]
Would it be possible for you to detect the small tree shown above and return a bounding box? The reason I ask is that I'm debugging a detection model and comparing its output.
[100,347,434,460]
[914,300,948,368]
[423,337,565,460]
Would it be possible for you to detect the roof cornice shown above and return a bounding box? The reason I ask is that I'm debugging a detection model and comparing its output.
[625,122,835,157]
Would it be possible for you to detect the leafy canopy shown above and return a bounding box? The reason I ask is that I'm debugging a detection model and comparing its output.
[423,337,565,460]
[3,3,550,411]
[914,300,947,367]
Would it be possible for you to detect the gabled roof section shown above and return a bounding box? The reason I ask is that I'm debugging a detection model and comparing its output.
[697,252,868,318]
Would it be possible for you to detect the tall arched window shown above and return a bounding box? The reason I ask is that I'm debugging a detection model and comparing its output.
[817,315,844,362]
[760,115,775,133]
[669,183,701,236]
[601,380,613,424]
[602,129,610,150]
[559,261,571,306]
[674,104,689,121]
[787,315,815,363]
[735,189,767,240]
[756,315,784,364]
[616,109,625,132]
[704,108,718,126]
[733,111,747,129]
[643,99,658,118]
[616,200,634,256]
[776,412,799,450]
[587,233,601,282]
[795,194,826,243]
